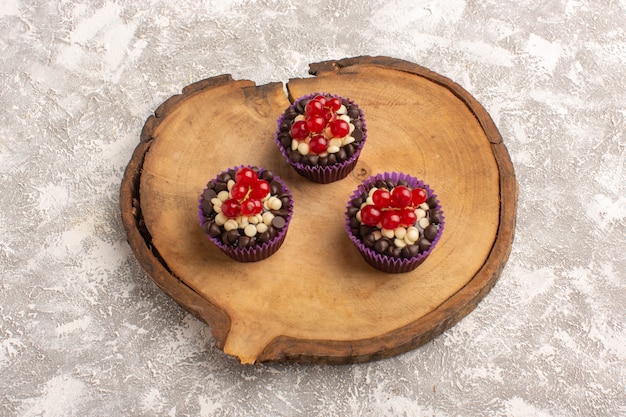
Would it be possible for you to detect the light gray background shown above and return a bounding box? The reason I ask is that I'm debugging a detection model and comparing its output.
[1,0,624,416]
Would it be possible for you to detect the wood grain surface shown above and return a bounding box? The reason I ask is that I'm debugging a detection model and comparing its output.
[120,56,517,364]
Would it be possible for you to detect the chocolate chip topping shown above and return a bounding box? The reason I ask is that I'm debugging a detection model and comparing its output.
[260,170,274,182]
[226,229,240,244]
[430,210,443,224]
[306,154,319,166]
[402,245,421,258]
[288,149,302,162]
[201,200,214,215]
[336,148,347,162]
[350,129,363,142]
[278,133,291,149]
[347,106,360,119]
[202,189,217,201]
[418,238,431,252]
[269,181,282,195]
[237,236,251,248]
[214,182,228,193]
[364,233,377,248]
[258,232,271,243]
[374,239,390,253]
[271,216,286,229]
[344,144,356,157]
[424,225,439,241]
[207,223,221,238]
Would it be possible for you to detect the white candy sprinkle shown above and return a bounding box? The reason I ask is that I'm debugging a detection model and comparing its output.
[263,200,271,210]
[342,136,355,146]
[298,142,310,155]
[394,227,407,239]
[329,138,343,148]
[327,145,340,153]
[373,230,383,240]
[416,208,426,220]
[263,212,274,225]
[349,123,355,134]
[365,196,374,205]
[294,114,305,122]
[406,227,420,243]
[256,223,268,234]
[339,115,351,123]
[217,190,230,201]
[419,218,430,229]
[291,139,299,151]
[269,196,282,210]
[213,205,222,214]
[368,187,378,197]
[248,215,259,225]
[420,202,429,210]
[382,228,395,239]
[224,219,238,231]
[215,212,227,226]
[356,211,362,222]
[394,238,407,248]
[337,104,347,114]
[324,126,333,137]
[236,216,249,228]
[244,224,257,237]
[211,197,222,207]
[227,179,235,191]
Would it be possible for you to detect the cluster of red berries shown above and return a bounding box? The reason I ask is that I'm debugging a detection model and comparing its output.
[360,186,428,229]
[221,168,270,217]
[290,95,351,155]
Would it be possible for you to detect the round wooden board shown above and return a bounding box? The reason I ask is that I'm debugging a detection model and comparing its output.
[120,56,517,364]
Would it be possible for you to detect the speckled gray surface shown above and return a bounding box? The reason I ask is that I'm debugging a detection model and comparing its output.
[1,0,624,416]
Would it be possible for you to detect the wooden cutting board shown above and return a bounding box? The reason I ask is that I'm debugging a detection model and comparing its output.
[120,56,517,364]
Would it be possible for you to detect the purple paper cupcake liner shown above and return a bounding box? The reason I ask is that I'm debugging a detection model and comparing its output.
[274,92,367,184]
[198,165,294,262]
[345,172,445,273]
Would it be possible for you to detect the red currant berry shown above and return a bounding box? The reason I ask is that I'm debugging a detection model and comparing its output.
[391,186,412,208]
[249,179,270,199]
[381,210,401,230]
[309,135,328,154]
[305,99,325,116]
[306,116,326,134]
[313,95,327,105]
[412,188,427,206]
[372,189,391,208]
[222,198,240,218]
[235,167,257,186]
[321,107,333,123]
[400,209,417,227]
[326,97,342,111]
[230,183,248,200]
[252,198,263,214]
[329,119,350,138]
[290,120,309,140]
[360,205,382,226]
[240,198,262,216]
